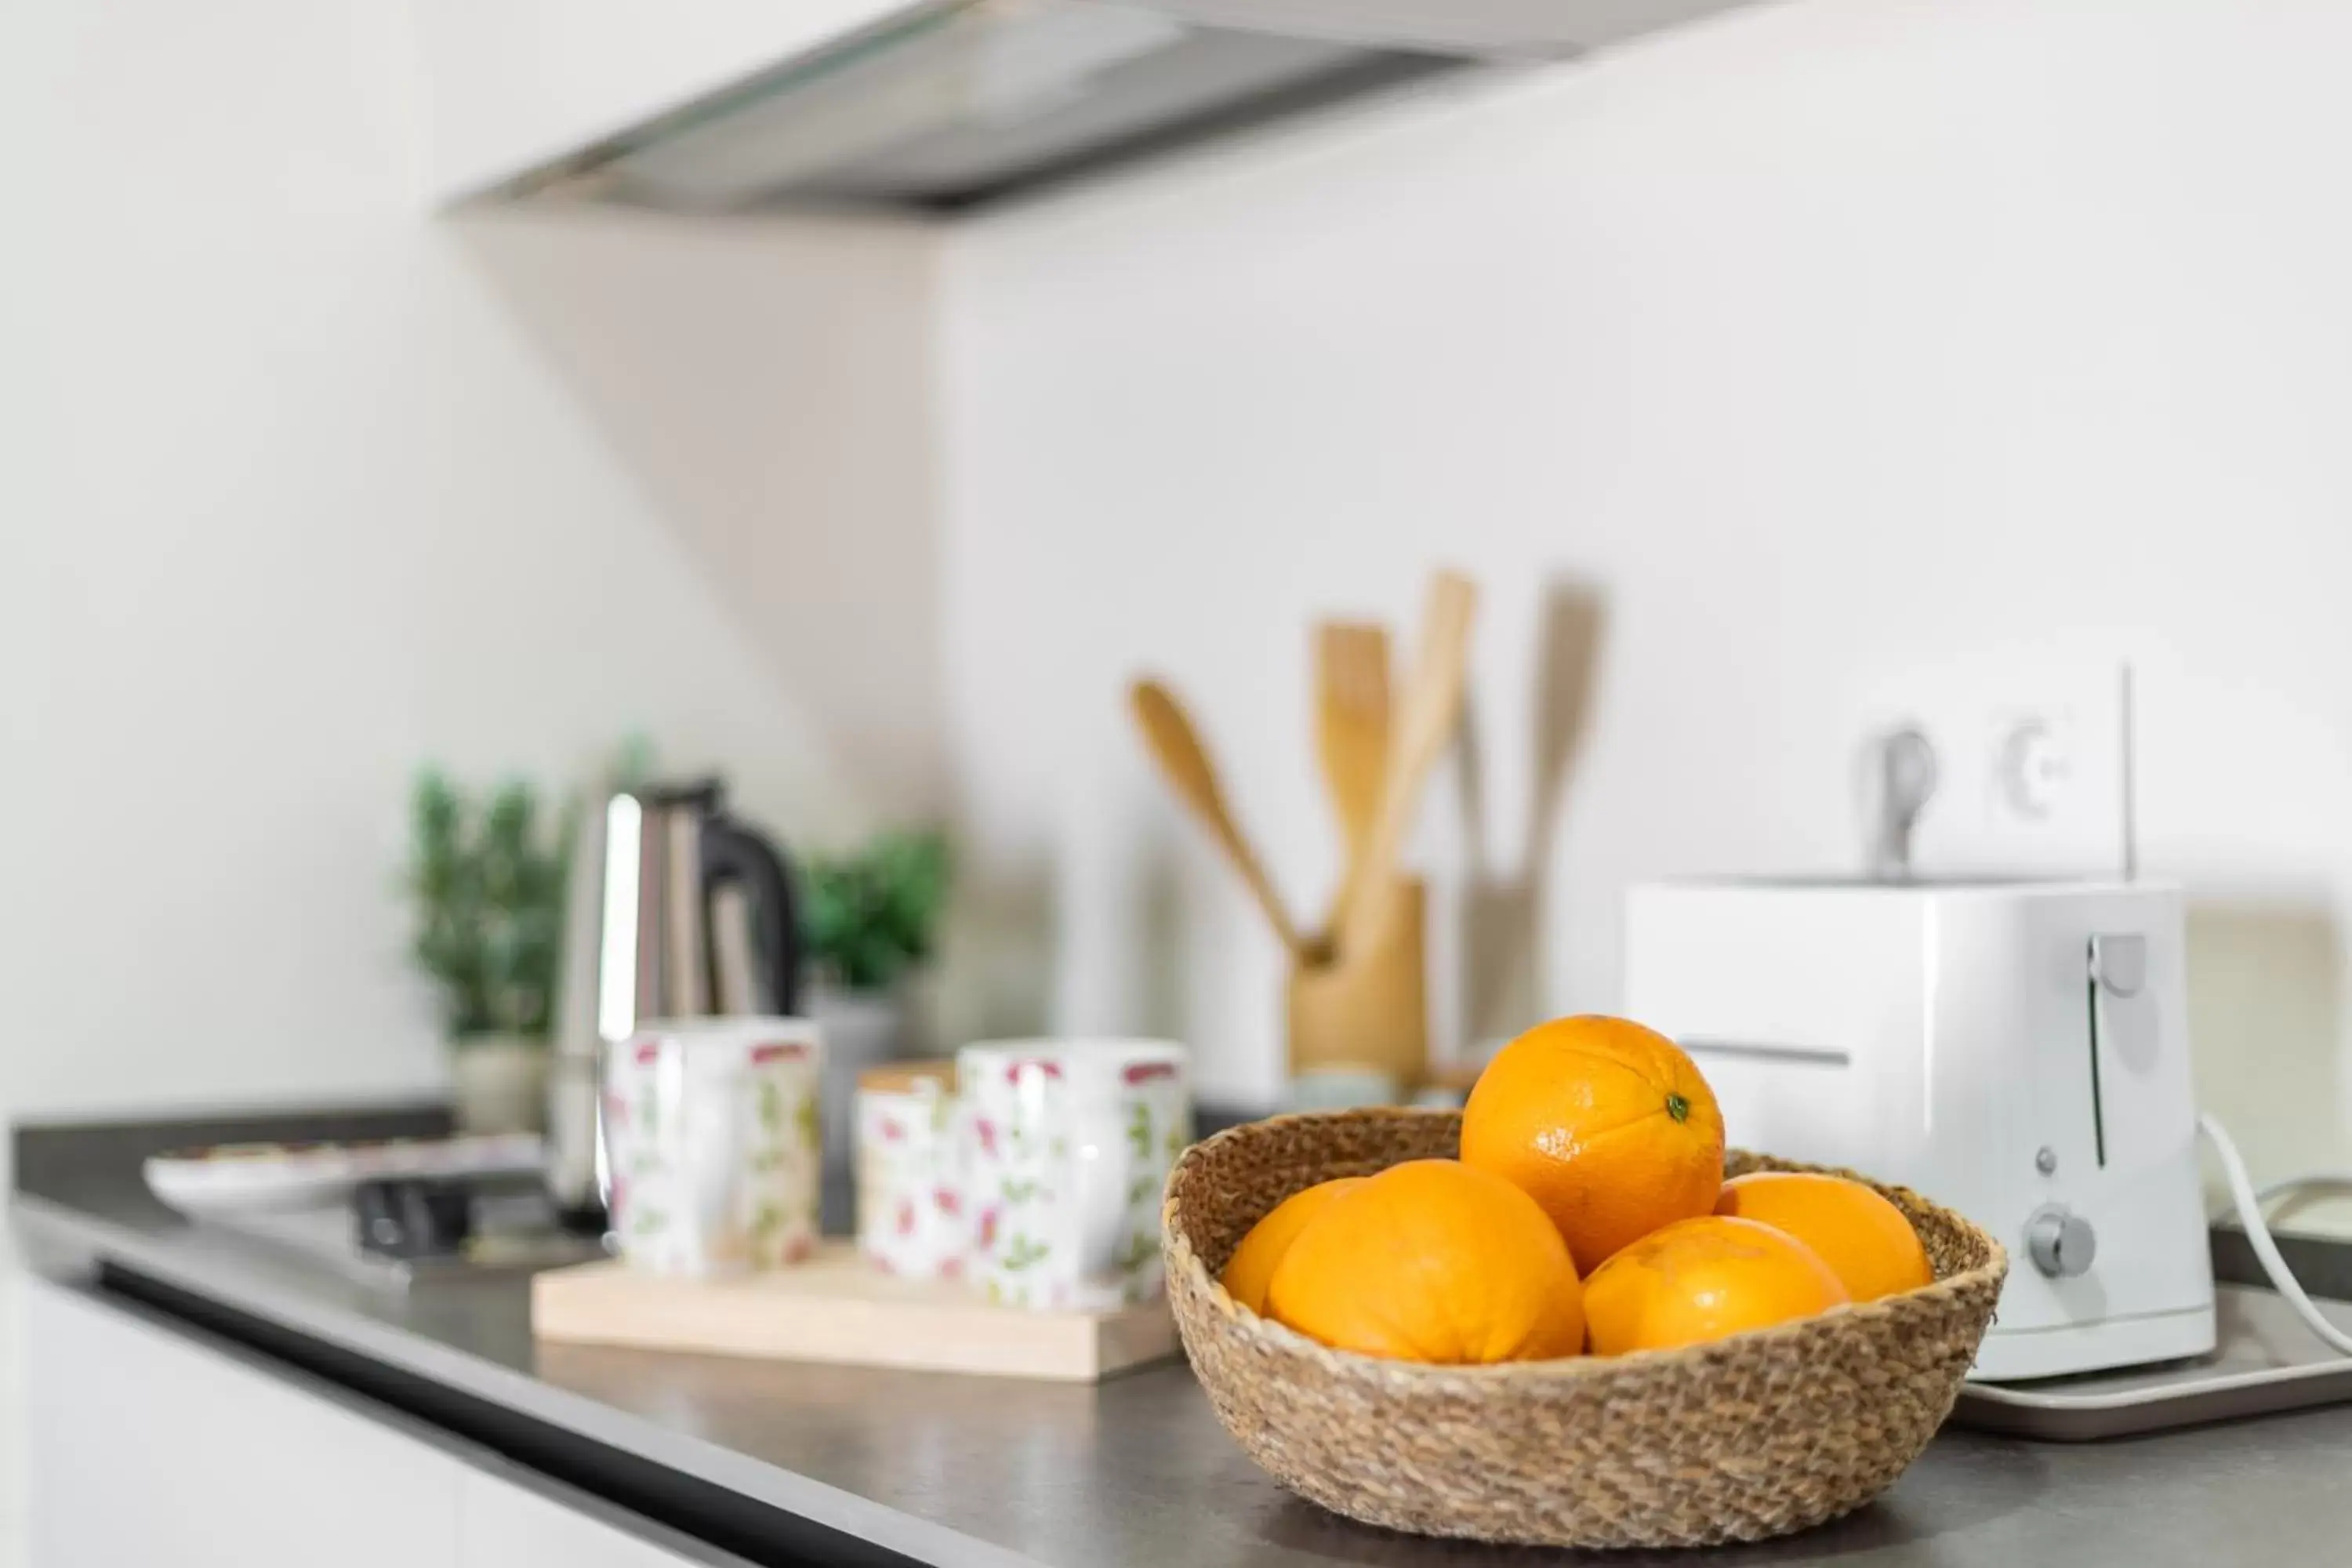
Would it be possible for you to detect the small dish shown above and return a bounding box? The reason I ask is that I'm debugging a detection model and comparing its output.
[143,1133,543,1218]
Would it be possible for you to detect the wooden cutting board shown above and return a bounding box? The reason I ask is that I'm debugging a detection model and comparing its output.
[531,1243,1181,1383]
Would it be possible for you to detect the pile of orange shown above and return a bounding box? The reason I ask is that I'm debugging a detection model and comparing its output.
[1222,1014,1933,1364]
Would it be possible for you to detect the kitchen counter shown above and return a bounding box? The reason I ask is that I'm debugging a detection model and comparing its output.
[16,1109,2352,1568]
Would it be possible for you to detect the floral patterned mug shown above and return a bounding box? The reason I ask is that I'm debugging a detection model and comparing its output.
[604,1017,822,1278]
[956,1038,1191,1312]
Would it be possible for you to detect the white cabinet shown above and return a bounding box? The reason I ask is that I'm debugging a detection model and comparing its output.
[410,0,905,204]
[26,1279,731,1568]
[26,1279,462,1567]
[460,1468,732,1568]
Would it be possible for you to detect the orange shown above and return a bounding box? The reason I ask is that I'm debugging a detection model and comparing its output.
[1220,1178,1366,1314]
[1583,1215,1849,1355]
[1714,1171,1933,1302]
[1264,1160,1585,1363]
[1459,1015,1726,1273]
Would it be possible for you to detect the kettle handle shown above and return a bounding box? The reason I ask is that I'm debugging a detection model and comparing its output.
[701,818,804,1016]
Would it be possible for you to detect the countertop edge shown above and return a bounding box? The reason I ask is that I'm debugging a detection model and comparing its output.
[11,1194,1046,1568]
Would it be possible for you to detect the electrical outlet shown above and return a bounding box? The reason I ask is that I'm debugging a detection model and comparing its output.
[1854,657,2135,880]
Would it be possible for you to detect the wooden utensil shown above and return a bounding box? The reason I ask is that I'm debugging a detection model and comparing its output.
[1333,572,1478,962]
[1129,678,1312,960]
[1289,877,1428,1087]
[1313,621,1392,928]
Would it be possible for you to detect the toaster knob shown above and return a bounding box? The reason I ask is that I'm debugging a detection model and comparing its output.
[2027,1205,2096,1278]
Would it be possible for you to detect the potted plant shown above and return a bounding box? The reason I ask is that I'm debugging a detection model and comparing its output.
[405,769,572,1134]
[800,830,952,1166]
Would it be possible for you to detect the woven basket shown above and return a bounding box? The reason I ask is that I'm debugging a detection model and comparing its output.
[1163,1109,2008,1551]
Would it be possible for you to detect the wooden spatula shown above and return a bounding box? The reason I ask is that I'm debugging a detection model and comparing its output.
[1129,678,1312,960]
[1333,572,1479,962]
[1314,621,1392,927]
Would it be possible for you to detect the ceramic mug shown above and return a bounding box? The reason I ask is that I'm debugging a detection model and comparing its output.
[957,1037,1191,1311]
[604,1017,822,1277]
[855,1061,967,1279]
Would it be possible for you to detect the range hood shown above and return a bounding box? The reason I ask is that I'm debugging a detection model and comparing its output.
[496,0,1755,214]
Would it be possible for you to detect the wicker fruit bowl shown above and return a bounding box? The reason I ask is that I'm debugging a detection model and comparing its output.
[1162,1109,2008,1551]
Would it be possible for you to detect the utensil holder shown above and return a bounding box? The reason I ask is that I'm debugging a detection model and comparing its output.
[1287,878,1427,1089]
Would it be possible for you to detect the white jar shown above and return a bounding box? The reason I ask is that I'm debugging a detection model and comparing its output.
[854,1061,966,1279]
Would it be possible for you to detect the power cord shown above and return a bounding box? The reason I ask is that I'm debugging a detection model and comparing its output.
[2198,1112,2352,1356]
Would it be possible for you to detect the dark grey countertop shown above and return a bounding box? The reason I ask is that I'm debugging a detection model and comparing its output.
[16,1108,2352,1567]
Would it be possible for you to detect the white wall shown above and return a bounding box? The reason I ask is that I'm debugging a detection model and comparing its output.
[0,0,937,1122]
[0,5,935,1557]
[940,0,2352,1160]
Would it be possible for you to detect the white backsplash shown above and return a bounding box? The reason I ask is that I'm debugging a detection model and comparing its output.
[935,0,2352,1190]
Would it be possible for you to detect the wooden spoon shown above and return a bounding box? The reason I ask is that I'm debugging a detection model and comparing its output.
[1314,621,1392,928]
[1333,572,1479,962]
[1129,678,1312,960]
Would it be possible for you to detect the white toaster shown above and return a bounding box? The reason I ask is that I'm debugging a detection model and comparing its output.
[1622,877,2216,1381]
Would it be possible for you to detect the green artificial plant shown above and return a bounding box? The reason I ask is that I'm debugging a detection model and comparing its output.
[406,768,573,1045]
[800,829,951,993]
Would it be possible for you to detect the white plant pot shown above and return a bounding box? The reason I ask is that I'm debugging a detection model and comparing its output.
[808,985,907,1171]
[449,1036,550,1135]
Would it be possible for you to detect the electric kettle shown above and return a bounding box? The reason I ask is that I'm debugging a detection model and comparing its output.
[544,778,804,1226]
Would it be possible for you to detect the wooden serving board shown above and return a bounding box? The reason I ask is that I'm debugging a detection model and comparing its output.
[531,1243,1181,1383]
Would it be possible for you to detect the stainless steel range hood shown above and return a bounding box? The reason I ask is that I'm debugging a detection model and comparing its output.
[495,0,1757,214]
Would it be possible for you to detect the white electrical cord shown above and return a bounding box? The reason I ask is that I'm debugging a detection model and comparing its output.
[2198,1111,2352,1356]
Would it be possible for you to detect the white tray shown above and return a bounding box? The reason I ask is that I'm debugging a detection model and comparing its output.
[143,1133,544,1218]
[1954,1283,2352,1439]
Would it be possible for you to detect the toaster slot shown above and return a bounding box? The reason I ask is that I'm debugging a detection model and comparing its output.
[2084,969,2108,1168]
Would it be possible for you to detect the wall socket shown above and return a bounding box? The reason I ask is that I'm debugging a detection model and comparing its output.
[1856,657,2135,880]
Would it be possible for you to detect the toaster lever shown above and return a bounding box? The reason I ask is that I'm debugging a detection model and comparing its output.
[2085,934,2161,1176]
[2091,933,2147,998]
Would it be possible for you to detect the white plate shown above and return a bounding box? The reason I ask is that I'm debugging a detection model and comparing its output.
[143,1133,545,1218]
